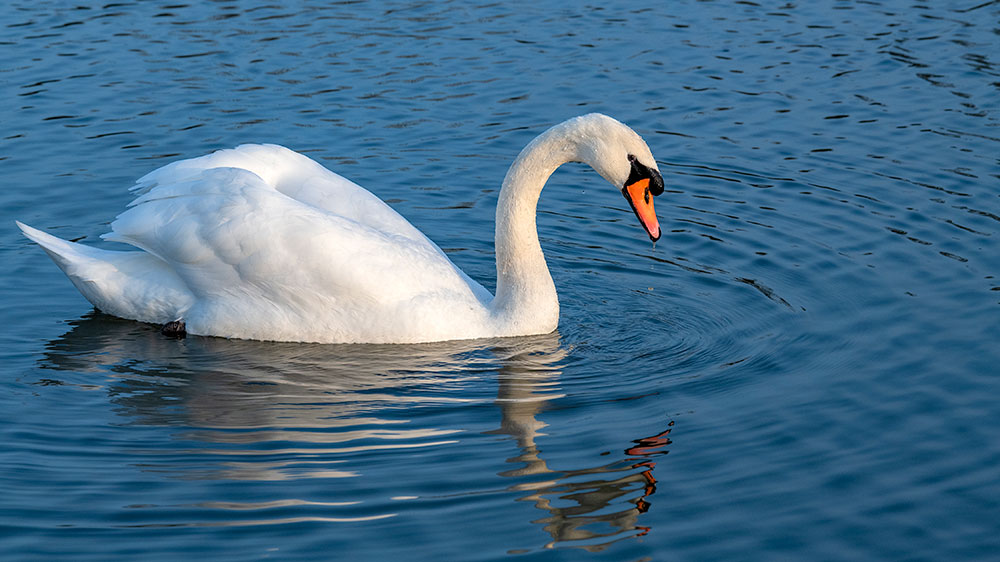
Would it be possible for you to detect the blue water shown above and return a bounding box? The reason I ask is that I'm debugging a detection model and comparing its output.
[2,1,999,559]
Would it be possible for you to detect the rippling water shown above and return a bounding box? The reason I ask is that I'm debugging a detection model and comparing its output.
[2,1,998,559]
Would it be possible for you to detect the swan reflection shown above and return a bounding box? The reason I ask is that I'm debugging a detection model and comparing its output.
[491,341,672,551]
[39,312,670,548]
[40,312,485,482]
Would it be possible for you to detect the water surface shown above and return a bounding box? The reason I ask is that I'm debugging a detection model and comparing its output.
[2,1,999,560]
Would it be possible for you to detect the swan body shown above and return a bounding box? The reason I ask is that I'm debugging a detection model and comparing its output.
[18,114,663,344]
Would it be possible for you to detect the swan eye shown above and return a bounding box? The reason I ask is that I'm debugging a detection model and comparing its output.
[626,155,664,196]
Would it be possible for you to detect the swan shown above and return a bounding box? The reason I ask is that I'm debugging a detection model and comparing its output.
[17,113,664,344]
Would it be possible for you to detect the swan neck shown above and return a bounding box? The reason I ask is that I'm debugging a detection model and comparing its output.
[492,129,573,331]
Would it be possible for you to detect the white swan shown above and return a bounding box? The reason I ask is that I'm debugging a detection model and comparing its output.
[18,113,664,344]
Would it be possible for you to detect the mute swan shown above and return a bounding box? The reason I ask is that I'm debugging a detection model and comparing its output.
[18,113,664,344]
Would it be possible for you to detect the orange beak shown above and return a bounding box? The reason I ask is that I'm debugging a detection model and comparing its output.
[623,178,661,241]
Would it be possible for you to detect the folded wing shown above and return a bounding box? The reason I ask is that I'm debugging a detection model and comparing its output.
[103,147,490,338]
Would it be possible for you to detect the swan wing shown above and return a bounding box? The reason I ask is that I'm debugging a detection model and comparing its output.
[103,164,490,342]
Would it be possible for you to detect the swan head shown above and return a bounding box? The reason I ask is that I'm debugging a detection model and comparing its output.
[560,114,665,241]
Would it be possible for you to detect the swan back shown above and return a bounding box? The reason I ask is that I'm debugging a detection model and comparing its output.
[132,144,431,246]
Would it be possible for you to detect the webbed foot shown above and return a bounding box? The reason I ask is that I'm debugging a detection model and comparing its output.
[161,320,186,338]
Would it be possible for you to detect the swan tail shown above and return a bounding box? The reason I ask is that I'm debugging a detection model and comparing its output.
[18,221,99,273]
[16,221,195,324]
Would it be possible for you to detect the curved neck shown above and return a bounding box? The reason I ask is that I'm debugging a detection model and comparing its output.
[491,127,576,332]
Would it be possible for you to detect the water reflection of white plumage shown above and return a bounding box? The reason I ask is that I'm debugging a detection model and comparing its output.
[39,312,672,548]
